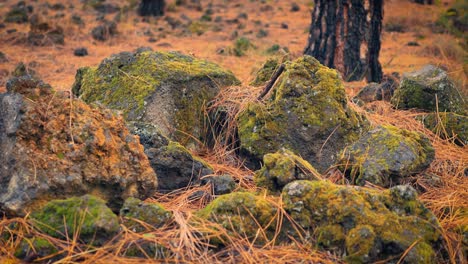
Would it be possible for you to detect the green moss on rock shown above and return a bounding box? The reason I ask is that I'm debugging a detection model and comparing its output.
[391,65,466,114]
[337,125,435,187]
[31,195,119,245]
[196,192,278,245]
[237,55,369,171]
[254,148,320,192]
[14,237,58,261]
[282,181,441,263]
[420,112,468,146]
[120,197,172,232]
[72,49,240,146]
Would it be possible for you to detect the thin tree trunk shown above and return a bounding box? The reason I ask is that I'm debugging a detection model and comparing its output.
[366,0,383,83]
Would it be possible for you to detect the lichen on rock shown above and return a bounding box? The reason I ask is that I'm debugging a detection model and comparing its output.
[254,148,320,192]
[391,65,466,114]
[337,125,435,187]
[282,180,442,263]
[72,49,240,147]
[196,192,279,245]
[0,74,157,216]
[237,55,369,171]
[30,195,119,245]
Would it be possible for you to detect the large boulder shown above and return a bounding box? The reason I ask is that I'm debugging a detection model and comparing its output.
[337,125,435,187]
[283,181,442,263]
[129,122,213,191]
[237,56,369,171]
[391,65,466,114]
[420,112,468,146]
[254,148,320,192]
[0,75,157,216]
[30,195,119,245]
[72,49,240,148]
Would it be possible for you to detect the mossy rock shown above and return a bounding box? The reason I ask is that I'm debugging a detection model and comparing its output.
[420,112,468,146]
[250,58,279,86]
[147,141,213,191]
[196,192,278,245]
[337,125,435,187]
[120,197,172,232]
[391,65,466,114]
[237,55,369,171]
[14,237,58,261]
[282,181,442,263]
[254,148,320,192]
[30,195,119,246]
[72,49,240,148]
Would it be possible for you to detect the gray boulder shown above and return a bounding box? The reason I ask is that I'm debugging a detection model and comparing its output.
[337,125,435,187]
[391,65,466,113]
[420,112,468,146]
[72,49,240,149]
[237,55,369,171]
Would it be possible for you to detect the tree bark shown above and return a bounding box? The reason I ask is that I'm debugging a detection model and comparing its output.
[138,0,165,17]
[304,0,384,83]
[366,0,383,83]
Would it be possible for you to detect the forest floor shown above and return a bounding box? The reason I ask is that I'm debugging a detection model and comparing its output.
[0,0,466,263]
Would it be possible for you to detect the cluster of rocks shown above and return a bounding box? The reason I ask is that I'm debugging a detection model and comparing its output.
[354,64,467,145]
[2,49,461,262]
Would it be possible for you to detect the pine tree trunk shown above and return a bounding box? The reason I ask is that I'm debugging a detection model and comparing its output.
[138,0,165,17]
[366,0,383,83]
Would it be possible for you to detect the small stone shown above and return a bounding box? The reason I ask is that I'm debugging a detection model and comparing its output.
[281,22,289,29]
[290,3,300,12]
[74,47,88,57]
[201,175,237,195]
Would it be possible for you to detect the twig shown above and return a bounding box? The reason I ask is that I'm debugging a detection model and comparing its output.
[257,64,285,101]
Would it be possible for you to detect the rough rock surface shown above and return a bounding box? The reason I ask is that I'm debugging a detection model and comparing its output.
[73,49,240,148]
[338,125,434,187]
[237,56,369,171]
[391,65,466,113]
[420,112,468,146]
[120,197,172,232]
[250,58,279,86]
[352,74,398,104]
[0,75,157,216]
[31,195,119,245]
[254,148,320,192]
[196,192,279,245]
[129,122,214,191]
[201,174,237,195]
[283,181,442,263]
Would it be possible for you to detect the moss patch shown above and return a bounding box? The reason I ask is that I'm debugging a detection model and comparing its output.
[282,181,441,263]
[254,148,320,192]
[72,50,239,146]
[196,192,278,245]
[30,195,119,245]
[420,112,468,146]
[237,55,369,171]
